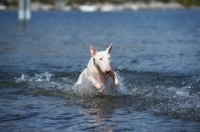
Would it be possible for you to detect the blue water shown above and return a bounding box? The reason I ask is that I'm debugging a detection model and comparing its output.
[0,9,200,131]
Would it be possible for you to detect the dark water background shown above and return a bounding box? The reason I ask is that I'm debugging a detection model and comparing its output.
[0,9,200,131]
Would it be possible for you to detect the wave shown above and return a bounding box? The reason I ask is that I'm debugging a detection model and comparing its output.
[15,72,68,91]
[14,71,200,121]
[14,72,128,95]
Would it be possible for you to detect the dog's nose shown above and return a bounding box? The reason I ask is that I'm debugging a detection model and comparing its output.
[105,70,110,74]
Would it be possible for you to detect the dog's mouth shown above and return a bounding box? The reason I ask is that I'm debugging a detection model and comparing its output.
[105,70,110,74]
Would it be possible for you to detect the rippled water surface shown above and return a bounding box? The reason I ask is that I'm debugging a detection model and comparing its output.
[0,9,200,131]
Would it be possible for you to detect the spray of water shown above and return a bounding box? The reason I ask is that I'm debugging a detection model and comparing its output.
[14,71,200,121]
[15,72,128,95]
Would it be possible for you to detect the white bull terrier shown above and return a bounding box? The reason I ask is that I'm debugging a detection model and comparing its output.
[75,44,118,94]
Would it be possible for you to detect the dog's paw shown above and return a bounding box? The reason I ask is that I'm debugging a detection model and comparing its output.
[95,83,102,90]
[111,84,117,89]
[98,88,104,94]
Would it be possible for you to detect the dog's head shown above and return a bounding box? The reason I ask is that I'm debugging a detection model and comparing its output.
[90,43,113,74]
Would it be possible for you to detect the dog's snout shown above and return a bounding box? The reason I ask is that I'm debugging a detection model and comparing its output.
[106,70,110,74]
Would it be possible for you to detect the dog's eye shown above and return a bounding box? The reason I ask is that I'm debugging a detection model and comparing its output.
[100,58,102,60]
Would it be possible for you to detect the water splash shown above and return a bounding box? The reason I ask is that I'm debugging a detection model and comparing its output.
[15,72,54,83]
[14,71,129,96]
[15,72,70,91]
[72,72,128,96]
[14,71,200,121]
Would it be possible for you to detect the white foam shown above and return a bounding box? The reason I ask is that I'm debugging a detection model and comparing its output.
[15,74,31,83]
[168,86,191,97]
[15,72,70,91]
[34,72,54,82]
[15,72,54,83]
[15,72,130,96]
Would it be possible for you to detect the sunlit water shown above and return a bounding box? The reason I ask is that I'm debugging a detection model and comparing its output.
[0,9,200,131]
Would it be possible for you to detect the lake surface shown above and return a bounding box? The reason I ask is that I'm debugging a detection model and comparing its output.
[0,9,200,131]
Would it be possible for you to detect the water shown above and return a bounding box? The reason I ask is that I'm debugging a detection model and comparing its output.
[0,9,200,131]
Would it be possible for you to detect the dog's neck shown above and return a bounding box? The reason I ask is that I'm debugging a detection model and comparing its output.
[93,57,96,66]
[87,57,101,73]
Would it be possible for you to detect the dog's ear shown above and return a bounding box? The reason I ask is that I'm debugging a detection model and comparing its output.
[90,45,97,57]
[106,43,113,54]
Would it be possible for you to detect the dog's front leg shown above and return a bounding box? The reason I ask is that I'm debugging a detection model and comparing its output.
[88,77,105,94]
[110,71,119,89]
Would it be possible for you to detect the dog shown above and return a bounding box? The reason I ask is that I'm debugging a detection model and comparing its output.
[75,43,118,94]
